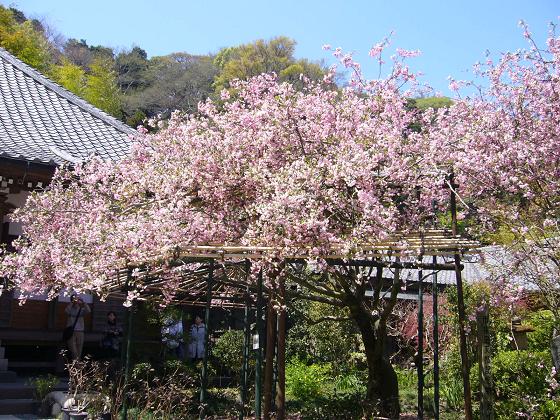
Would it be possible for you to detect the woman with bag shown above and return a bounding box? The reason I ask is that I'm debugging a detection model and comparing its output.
[64,294,91,360]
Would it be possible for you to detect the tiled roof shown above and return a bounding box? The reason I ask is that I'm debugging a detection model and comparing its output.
[0,47,136,165]
[394,245,537,290]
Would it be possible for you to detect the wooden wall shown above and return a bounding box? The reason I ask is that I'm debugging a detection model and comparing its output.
[5,296,126,333]
[91,297,127,333]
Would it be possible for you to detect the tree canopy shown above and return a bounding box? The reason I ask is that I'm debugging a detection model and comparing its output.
[213,36,326,92]
[0,6,52,72]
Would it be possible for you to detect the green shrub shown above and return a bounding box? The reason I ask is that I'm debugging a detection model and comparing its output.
[468,349,556,418]
[131,362,155,381]
[440,376,464,411]
[128,360,197,418]
[396,368,416,391]
[285,358,331,401]
[283,359,370,419]
[533,399,560,420]
[286,367,365,419]
[527,310,555,351]
[493,398,560,420]
[332,371,366,397]
[494,399,532,419]
[395,368,416,412]
[212,330,244,376]
[287,300,361,374]
[28,374,59,401]
[492,350,551,400]
[533,400,560,420]
[286,392,364,419]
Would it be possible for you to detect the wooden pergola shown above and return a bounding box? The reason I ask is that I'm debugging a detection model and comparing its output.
[107,228,478,304]
[109,227,480,420]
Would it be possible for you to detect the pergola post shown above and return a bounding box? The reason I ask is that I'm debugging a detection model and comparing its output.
[275,276,286,420]
[199,260,214,420]
[477,305,494,419]
[120,269,134,420]
[417,260,424,419]
[240,260,251,420]
[254,269,264,419]
[263,288,277,419]
[432,253,440,420]
[449,172,473,420]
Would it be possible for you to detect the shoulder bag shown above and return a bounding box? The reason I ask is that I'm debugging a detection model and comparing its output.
[62,307,82,341]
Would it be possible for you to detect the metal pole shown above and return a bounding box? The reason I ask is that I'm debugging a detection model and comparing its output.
[199,260,214,420]
[432,253,440,420]
[263,291,277,419]
[417,259,424,420]
[121,270,134,420]
[240,260,251,420]
[255,269,264,419]
[450,171,473,420]
[275,276,286,420]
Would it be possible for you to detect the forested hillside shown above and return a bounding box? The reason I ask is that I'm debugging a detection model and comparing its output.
[0,5,326,126]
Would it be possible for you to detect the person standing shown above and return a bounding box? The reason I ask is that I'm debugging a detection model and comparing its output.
[65,294,91,360]
[101,311,122,357]
[162,316,185,360]
[188,314,206,363]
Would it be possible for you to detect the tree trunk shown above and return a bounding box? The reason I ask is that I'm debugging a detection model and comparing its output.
[350,304,400,418]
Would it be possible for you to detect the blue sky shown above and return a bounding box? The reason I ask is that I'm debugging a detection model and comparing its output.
[4,0,558,93]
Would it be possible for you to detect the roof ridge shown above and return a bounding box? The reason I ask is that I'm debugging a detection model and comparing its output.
[0,47,137,136]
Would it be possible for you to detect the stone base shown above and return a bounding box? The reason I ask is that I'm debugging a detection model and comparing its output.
[552,334,560,371]
[46,390,72,417]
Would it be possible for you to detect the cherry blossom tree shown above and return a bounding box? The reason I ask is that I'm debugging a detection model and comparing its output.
[0,42,446,416]
[424,22,560,363]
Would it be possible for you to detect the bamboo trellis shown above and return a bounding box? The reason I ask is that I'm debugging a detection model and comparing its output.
[105,228,479,307]
[110,227,479,420]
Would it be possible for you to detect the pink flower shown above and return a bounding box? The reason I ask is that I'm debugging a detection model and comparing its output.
[368,43,384,58]
[396,48,421,58]
[448,79,460,91]
[341,54,354,68]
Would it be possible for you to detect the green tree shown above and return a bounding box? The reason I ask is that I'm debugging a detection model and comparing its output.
[213,36,324,92]
[116,46,149,93]
[50,59,86,96]
[0,6,52,72]
[124,52,217,118]
[64,38,114,70]
[410,96,453,110]
[83,58,122,118]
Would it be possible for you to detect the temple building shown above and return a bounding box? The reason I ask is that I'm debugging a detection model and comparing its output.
[0,46,134,377]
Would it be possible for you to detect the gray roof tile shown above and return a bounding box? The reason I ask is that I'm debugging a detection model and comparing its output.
[0,47,136,165]
[393,245,538,290]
